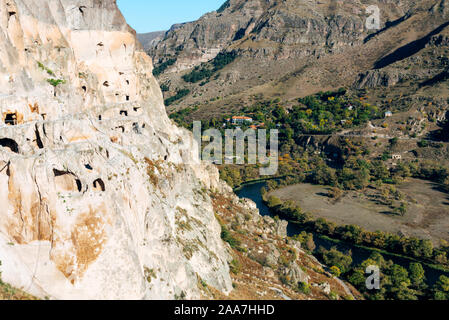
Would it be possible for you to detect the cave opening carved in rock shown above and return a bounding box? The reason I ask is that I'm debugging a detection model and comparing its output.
[0,138,19,153]
[93,178,105,192]
[4,112,18,125]
[53,169,82,192]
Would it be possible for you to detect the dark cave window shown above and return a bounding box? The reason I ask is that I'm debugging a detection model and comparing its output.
[93,178,106,192]
[4,113,17,125]
[0,138,19,153]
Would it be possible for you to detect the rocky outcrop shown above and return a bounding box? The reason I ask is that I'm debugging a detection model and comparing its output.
[209,190,357,300]
[149,0,266,72]
[355,69,402,88]
[0,0,234,300]
[150,0,417,72]
[356,21,449,89]
[0,0,355,302]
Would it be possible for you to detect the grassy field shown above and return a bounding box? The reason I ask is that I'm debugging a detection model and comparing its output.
[269,179,449,245]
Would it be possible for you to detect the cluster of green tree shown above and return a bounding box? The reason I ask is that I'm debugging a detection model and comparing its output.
[240,89,381,136]
[164,89,191,106]
[168,106,198,127]
[168,90,449,194]
[263,193,449,269]
[317,247,353,275]
[263,136,449,191]
[318,248,449,300]
[160,83,170,92]
[310,157,449,192]
[168,89,381,152]
[220,166,250,188]
[293,231,316,252]
[153,58,177,76]
[182,51,237,83]
[216,137,449,195]
[217,218,245,253]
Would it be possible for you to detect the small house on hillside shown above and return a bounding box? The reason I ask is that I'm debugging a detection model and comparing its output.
[385,111,393,118]
[231,116,253,124]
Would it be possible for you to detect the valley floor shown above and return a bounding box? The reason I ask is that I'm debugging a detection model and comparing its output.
[269,179,449,245]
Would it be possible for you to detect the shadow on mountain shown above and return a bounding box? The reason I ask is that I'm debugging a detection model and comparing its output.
[420,70,449,87]
[374,21,449,69]
[428,111,449,142]
[364,14,410,44]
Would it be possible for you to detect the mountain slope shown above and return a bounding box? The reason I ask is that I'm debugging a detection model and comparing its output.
[149,0,449,116]
[137,31,165,51]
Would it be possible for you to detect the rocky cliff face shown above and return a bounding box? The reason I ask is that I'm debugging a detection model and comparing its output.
[151,0,415,72]
[0,0,361,301]
[150,0,266,71]
[0,0,235,300]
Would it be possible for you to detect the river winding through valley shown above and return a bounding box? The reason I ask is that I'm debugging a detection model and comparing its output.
[235,181,449,285]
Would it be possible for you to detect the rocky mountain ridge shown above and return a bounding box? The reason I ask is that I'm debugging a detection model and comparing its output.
[149,0,449,116]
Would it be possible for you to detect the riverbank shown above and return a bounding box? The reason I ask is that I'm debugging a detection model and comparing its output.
[235,181,449,286]
[295,223,449,275]
[233,176,287,192]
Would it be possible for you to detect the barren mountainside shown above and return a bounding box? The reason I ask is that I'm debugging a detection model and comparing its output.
[150,0,449,117]
[137,31,165,51]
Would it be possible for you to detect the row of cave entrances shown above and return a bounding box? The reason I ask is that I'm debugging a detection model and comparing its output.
[0,141,106,194]
[0,161,106,194]
[0,149,106,194]
[53,169,105,193]
[0,127,43,154]
[98,107,142,122]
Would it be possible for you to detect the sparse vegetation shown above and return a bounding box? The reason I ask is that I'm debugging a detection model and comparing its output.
[164,88,190,106]
[153,58,177,76]
[47,78,66,87]
[144,267,157,284]
[220,224,242,251]
[37,61,55,76]
[144,157,161,186]
[229,259,241,274]
[297,281,311,295]
[182,51,237,84]
[0,261,37,300]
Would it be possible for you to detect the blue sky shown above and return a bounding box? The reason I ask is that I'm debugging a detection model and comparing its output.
[117,0,225,33]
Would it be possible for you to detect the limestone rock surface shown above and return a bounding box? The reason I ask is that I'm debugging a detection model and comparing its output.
[0,0,233,300]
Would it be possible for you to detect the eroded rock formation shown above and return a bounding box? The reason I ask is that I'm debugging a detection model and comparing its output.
[0,0,233,300]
